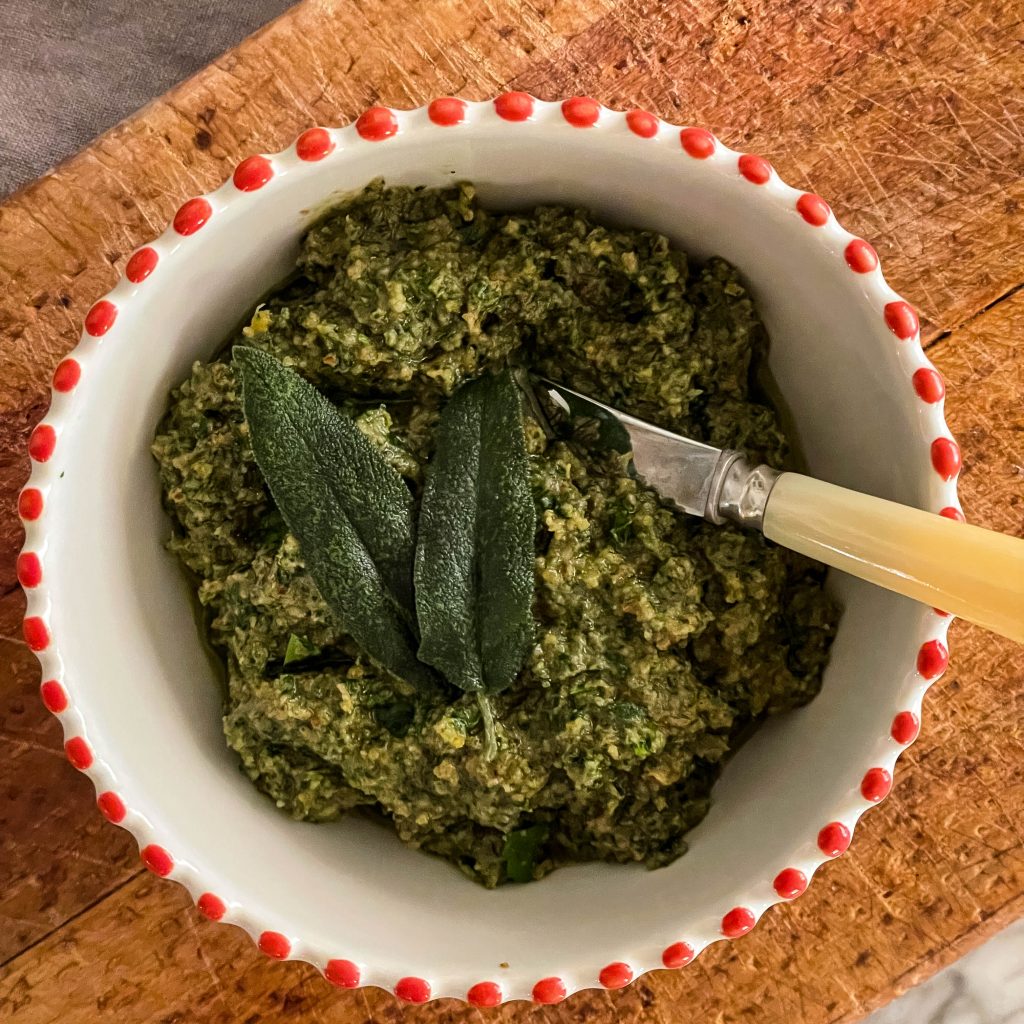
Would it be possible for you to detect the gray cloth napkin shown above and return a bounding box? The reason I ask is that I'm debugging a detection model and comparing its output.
[0,0,295,198]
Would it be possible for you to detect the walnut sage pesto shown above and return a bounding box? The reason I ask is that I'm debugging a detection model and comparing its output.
[152,180,838,887]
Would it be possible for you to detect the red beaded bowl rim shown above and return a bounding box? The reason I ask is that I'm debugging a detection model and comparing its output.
[20,95,960,1006]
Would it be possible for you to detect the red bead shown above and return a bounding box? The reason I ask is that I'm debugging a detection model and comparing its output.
[931,437,961,480]
[721,906,756,938]
[125,246,159,283]
[626,109,659,138]
[884,300,919,339]
[18,547,46,596]
[325,959,361,988]
[17,552,42,588]
[680,127,716,159]
[19,488,44,520]
[395,977,431,1003]
[197,892,226,921]
[257,930,290,959]
[40,679,67,713]
[913,367,945,403]
[494,91,534,122]
[773,867,807,900]
[84,299,118,337]
[599,961,633,988]
[296,127,335,161]
[861,767,892,802]
[917,639,949,679]
[939,506,965,522]
[844,239,879,273]
[562,96,600,128]
[428,97,467,126]
[818,821,851,857]
[173,198,213,236]
[233,155,274,192]
[97,791,127,823]
[65,737,93,770]
[23,616,50,651]
[467,981,502,1007]
[532,977,567,1004]
[891,710,920,745]
[661,942,694,968]
[355,106,398,141]
[796,193,830,226]
[52,358,81,392]
[738,154,771,184]
[29,424,56,462]
[141,844,174,877]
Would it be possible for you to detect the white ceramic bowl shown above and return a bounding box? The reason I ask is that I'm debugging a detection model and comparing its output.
[20,95,960,1006]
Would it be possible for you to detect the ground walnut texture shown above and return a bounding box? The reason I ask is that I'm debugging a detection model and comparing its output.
[152,182,837,887]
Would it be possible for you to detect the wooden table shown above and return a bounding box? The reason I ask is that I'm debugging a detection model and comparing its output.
[1,1,1022,1021]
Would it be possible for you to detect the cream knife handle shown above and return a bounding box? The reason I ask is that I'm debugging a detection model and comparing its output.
[761,473,1024,643]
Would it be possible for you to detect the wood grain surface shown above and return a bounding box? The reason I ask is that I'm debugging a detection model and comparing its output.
[1,0,1022,1021]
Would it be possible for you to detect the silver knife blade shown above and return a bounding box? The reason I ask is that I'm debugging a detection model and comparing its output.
[534,378,742,522]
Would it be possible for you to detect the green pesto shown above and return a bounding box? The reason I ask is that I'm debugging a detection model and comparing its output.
[152,181,837,887]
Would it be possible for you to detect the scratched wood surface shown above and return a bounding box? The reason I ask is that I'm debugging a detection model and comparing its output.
[1,0,1022,1021]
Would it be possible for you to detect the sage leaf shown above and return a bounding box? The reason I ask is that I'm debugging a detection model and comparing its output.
[234,346,435,689]
[414,368,535,702]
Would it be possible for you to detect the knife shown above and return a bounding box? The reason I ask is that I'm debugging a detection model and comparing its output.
[529,376,1024,644]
